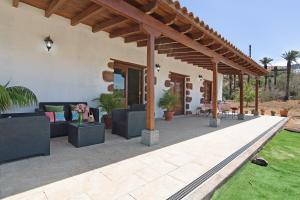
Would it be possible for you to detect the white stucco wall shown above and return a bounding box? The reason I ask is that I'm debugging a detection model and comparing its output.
[0,1,223,117]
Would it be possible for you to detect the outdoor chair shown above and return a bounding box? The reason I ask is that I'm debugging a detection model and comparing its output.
[219,103,231,119]
[112,104,146,139]
[197,103,212,117]
[0,113,50,163]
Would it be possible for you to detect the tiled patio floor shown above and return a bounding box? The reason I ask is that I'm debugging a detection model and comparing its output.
[0,116,284,200]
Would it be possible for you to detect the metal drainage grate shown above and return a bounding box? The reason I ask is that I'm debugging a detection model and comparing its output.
[167,119,286,200]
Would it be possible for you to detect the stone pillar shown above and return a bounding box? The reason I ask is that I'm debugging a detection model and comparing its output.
[140,24,160,146]
[209,59,220,127]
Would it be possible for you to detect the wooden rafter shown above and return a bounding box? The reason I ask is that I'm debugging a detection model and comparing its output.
[157,48,195,54]
[188,32,205,41]
[155,43,186,50]
[167,52,202,57]
[142,0,159,14]
[109,25,140,38]
[93,0,260,73]
[71,4,103,26]
[174,55,208,59]
[163,14,177,26]
[176,25,193,34]
[137,37,176,47]
[93,16,126,33]
[200,39,215,46]
[45,0,68,18]
[124,34,147,43]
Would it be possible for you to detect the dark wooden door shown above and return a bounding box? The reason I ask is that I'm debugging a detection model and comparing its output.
[170,74,185,115]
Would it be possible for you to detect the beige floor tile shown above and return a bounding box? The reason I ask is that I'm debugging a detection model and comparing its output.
[115,194,136,200]
[67,193,92,200]
[135,167,162,182]
[99,159,147,181]
[168,163,207,184]
[130,175,185,200]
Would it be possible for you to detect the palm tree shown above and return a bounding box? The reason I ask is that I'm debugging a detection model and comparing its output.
[282,50,300,100]
[259,57,273,90]
[0,81,37,113]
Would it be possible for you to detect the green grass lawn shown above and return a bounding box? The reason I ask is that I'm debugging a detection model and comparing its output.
[212,130,300,200]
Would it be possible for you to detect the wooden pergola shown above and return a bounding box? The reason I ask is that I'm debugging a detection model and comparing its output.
[12,0,266,129]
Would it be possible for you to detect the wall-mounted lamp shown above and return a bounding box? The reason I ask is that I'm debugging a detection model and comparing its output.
[155,64,161,72]
[44,36,53,51]
[198,74,203,81]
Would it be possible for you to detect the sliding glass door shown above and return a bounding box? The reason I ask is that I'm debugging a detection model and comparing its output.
[114,65,143,107]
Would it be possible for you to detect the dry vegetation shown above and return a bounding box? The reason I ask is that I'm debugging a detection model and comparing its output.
[230,100,300,117]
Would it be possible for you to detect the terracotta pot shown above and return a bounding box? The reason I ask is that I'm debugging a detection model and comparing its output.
[103,115,112,129]
[164,111,175,121]
[280,109,288,117]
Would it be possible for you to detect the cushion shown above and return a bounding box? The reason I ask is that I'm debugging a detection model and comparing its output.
[45,112,55,122]
[45,105,64,112]
[71,111,79,121]
[54,112,66,122]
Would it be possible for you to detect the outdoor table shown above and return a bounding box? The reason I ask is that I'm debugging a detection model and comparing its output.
[68,122,105,148]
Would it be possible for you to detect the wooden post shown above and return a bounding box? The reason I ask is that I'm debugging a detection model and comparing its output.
[255,77,259,115]
[238,72,244,119]
[140,24,161,146]
[141,24,160,130]
[211,59,219,119]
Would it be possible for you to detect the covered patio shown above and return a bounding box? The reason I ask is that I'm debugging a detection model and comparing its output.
[0,115,286,200]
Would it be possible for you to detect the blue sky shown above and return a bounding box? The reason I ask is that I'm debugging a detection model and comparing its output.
[178,0,300,66]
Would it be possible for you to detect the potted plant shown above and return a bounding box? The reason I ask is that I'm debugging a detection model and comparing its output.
[245,110,249,114]
[271,110,276,116]
[251,109,255,115]
[0,81,37,114]
[95,93,124,129]
[280,108,289,117]
[260,108,265,115]
[158,90,178,121]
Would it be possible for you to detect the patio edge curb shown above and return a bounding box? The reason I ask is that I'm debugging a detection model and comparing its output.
[167,117,289,200]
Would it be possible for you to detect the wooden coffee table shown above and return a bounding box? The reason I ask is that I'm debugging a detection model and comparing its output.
[68,122,105,148]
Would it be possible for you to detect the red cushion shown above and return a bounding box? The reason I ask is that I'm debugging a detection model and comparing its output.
[45,112,55,122]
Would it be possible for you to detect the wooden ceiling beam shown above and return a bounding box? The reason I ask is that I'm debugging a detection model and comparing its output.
[142,0,159,14]
[174,55,208,59]
[93,16,126,33]
[157,48,194,54]
[219,49,230,55]
[91,0,260,76]
[209,44,223,51]
[167,52,202,57]
[188,32,205,41]
[71,4,103,26]
[137,37,176,47]
[155,43,186,50]
[12,0,19,7]
[124,34,147,43]
[110,25,141,38]
[45,0,68,18]
[176,25,193,34]
[162,14,177,26]
[200,39,215,46]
